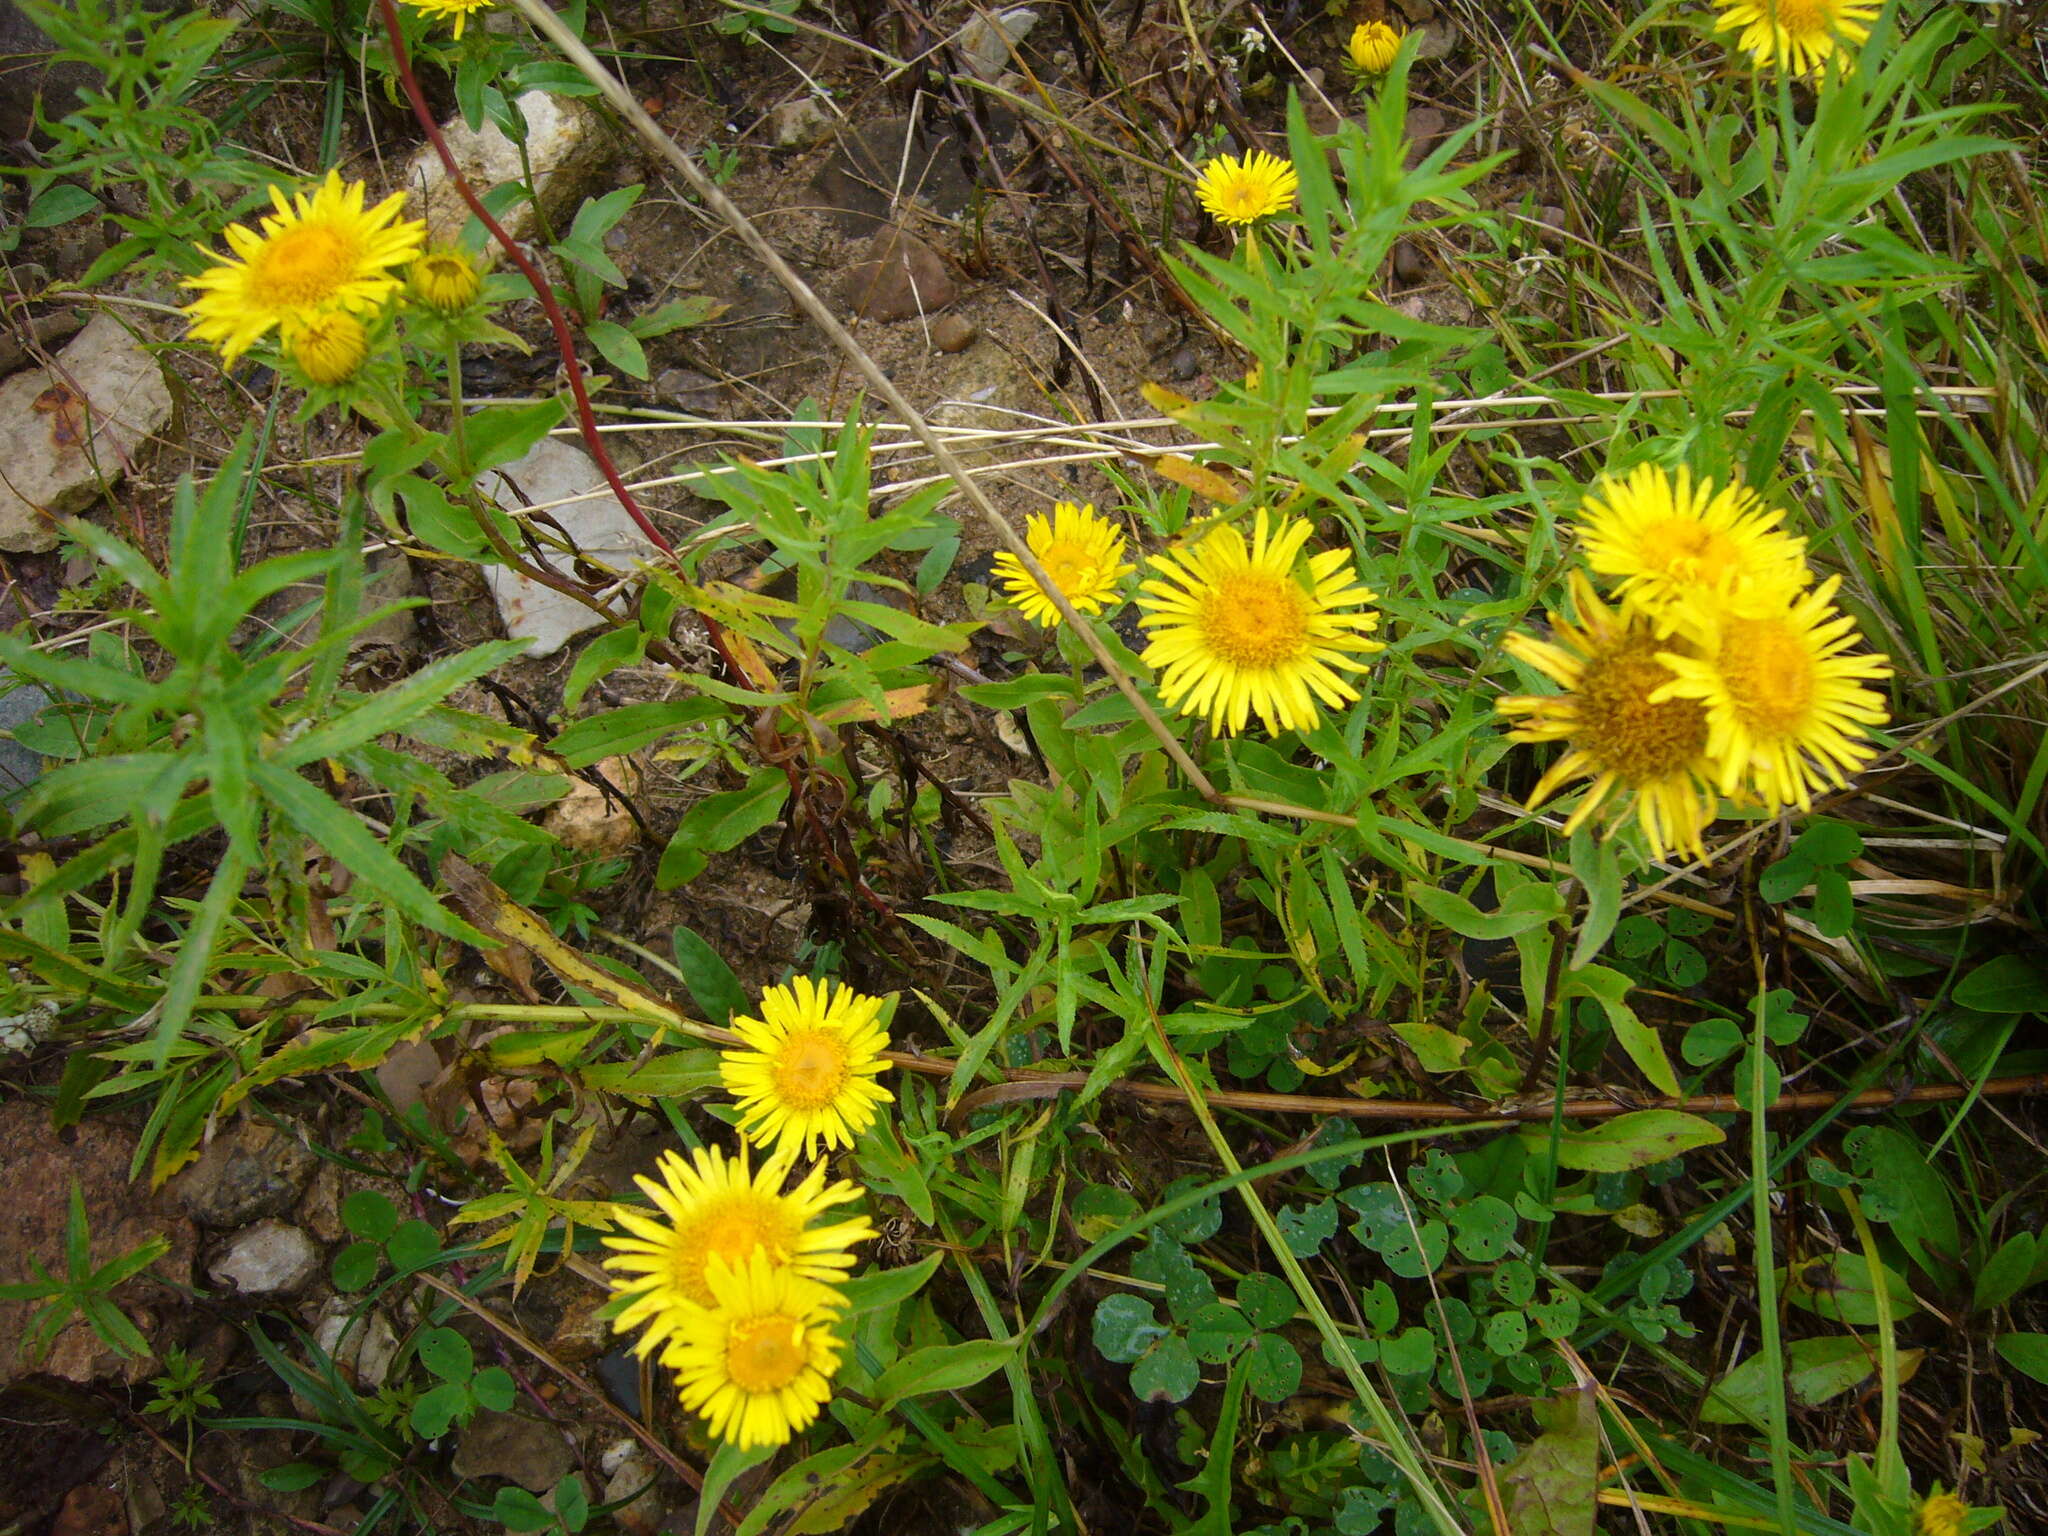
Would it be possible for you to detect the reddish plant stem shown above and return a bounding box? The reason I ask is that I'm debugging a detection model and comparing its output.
[371,0,763,695]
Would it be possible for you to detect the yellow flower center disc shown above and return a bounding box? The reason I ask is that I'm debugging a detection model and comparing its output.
[677,1193,799,1303]
[1038,541,1099,597]
[1634,517,1742,588]
[771,1029,852,1111]
[1768,0,1829,34]
[1196,571,1310,670]
[1574,635,1709,781]
[250,224,360,308]
[1715,616,1816,735]
[726,1315,809,1393]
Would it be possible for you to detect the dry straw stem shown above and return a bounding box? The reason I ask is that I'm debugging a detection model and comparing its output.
[502,0,1220,799]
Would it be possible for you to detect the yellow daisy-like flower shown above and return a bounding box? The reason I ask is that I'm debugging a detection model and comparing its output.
[1652,575,1892,812]
[280,310,370,386]
[1576,463,1809,624]
[1348,19,1405,74]
[1711,0,1877,78]
[722,977,896,1161]
[990,501,1135,629]
[665,1251,845,1450]
[409,247,482,313]
[1497,572,1719,859]
[1194,150,1299,227]
[601,1143,873,1358]
[183,172,425,364]
[1136,509,1384,737]
[403,0,494,39]
[1915,1489,1969,1536]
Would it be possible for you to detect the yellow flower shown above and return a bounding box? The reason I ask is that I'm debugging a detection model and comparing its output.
[280,310,369,386]
[665,1251,845,1450]
[1575,463,1809,624]
[183,172,424,364]
[722,977,895,1161]
[601,1143,873,1358]
[403,0,494,39]
[991,501,1135,629]
[1194,150,1299,227]
[1652,575,1891,812]
[1348,19,1405,74]
[1712,0,1877,77]
[1916,1490,1968,1536]
[1498,572,1719,859]
[1137,509,1384,737]
[409,247,482,312]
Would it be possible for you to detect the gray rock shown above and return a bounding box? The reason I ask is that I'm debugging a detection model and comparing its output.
[452,1410,574,1492]
[404,91,616,248]
[168,1119,316,1229]
[812,116,976,233]
[599,1441,663,1536]
[0,0,98,147]
[766,97,832,151]
[313,1297,401,1389]
[0,313,173,553]
[0,674,50,795]
[208,1220,320,1297]
[840,225,957,323]
[956,7,1040,81]
[476,435,663,659]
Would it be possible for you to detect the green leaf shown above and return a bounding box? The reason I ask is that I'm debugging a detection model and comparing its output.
[1846,1125,1960,1267]
[331,1241,379,1292]
[671,924,747,1026]
[281,641,531,766]
[387,1220,443,1272]
[1787,1253,1918,1327]
[465,399,568,476]
[1243,1332,1302,1403]
[550,698,728,769]
[259,1464,323,1494]
[1236,1273,1297,1330]
[871,1339,1013,1406]
[1563,965,1679,1096]
[341,1190,398,1243]
[24,184,99,228]
[1953,954,2048,1014]
[1391,1021,1469,1073]
[656,769,789,889]
[562,625,647,715]
[695,1442,779,1536]
[1973,1234,2038,1314]
[249,760,483,943]
[1407,878,1562,940]
[1702,1336,1910,1425]
[410,1380,469,1440]
[472,1366,516,1411]
[1448,1194,1516,1261]
[417,1326,473,1383]
[1994,1332,2048,1385]
[585,320,648,379]
[1758,854,1816,904]
[1496,1386,1598,1536]
[1129,1334,1199,1403]
[1543,1110,1724,1173]
[1185,1302,1255,1363]
[1277,1199,1337,1257]
[493,1485,555,1532]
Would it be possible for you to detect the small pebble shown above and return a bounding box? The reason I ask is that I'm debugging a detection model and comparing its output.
[931,314,979,352]
[1168,346,1199,381]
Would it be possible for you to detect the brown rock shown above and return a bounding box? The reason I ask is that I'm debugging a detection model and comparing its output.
[840,226,958,323]
[452,1410,574,1492]
[542,756,642,857]
[930,314,979,353]
[1403,107,1448,170]
[50,1482,125,1536]
[0,1100,196,1388]
[167,1118,314,1229]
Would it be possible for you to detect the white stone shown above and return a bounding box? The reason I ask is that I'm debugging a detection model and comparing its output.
[956,7,1040,81]
[404,91,616,248]
[767,97,833,150]
[477,436,661,658]
[0,314,172,552]
[208,1220,320,1296]
[314,1298,401,1388]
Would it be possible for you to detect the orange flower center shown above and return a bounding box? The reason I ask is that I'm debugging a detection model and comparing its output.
[1714,617,1815,738]
[1766,0,1830,34]
[771,1030,850,1112]
[1037,540,1102,597]
[249,223,360,310]
[1574,635,1709,782]
[726,1314,809,1393]
[1634,518,1744,588]
[1196,570,1310,671]
[673,1193,799,1305]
